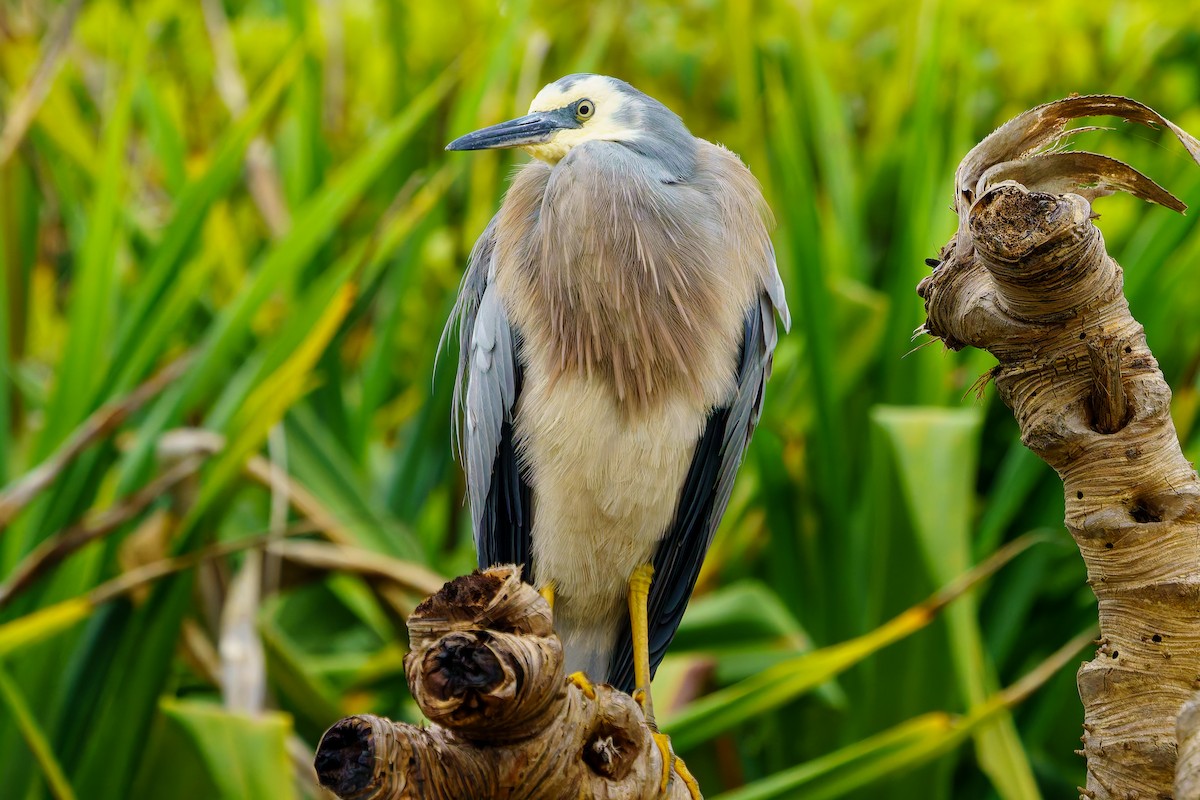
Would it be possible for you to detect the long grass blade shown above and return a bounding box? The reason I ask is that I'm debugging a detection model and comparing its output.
[0,664,78,800]
[109,43,305,395]
[713,628,1094,800]
[116,64,459,495]
[873,406,1039,799]
[33,29,145,457]
[664,534,1042,751]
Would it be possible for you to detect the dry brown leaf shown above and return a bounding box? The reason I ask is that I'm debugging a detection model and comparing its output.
[267,539,445,598]
[955,94,1200,214]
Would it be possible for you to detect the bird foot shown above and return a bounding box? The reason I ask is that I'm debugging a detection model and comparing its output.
[651,731,674,795]
[648,731,701,797]
[567,671,597,700]
[638,692,700,798]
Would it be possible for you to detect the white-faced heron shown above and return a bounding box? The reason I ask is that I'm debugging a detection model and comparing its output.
[445,73,789,790]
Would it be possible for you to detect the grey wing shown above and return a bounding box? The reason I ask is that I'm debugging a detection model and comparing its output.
[606,267,788,693]
[444,215,534,572]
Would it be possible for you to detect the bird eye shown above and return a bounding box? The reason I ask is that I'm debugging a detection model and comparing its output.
[576,100,595,120]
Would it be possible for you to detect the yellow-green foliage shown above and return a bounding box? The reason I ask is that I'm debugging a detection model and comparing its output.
[1,1,1199,798]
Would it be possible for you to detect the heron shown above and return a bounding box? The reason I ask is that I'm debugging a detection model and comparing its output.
[445,73,788,790]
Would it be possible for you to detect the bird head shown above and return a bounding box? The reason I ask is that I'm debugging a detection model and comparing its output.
[446,74,688,166]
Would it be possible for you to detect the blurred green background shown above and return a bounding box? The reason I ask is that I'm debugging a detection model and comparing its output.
[2,0,1200,798]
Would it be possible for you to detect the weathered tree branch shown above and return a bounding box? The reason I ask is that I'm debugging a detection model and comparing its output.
[1177,693,1200,798]
[314,566,694,799]
[917,96,1200,799]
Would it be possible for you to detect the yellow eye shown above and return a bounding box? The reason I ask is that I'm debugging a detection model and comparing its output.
[576,99,595,120]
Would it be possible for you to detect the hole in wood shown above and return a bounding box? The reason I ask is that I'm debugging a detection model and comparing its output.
[424,632,506,702]
[315,717,376,796]
[1129,501,1162,524]
[582,718,640,781]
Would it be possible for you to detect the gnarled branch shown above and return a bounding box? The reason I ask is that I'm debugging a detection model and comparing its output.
[917,95,1200,799]
[314,566,695,799]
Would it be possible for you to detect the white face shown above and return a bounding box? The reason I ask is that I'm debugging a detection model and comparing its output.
[522,75,640,163]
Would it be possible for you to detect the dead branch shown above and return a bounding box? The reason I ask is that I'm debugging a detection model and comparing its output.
[917,95,1200,799]
[314,566,696,799]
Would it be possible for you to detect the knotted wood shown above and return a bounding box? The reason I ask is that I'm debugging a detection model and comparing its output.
[917,96,1200,799]
[314,566,695,799]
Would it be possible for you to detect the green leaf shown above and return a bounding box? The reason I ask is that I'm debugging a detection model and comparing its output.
[135,79,187,194]
[287,403,419,558]
[192,281,355,520]
[713,712,961,800]
[0,663,77,800]
[260,619,344,742]
[673,580,832,688]
[873,406,1040,800]
[35,32,145,457]
[674,580,813,653]
[109,42,305,395]
[116,62,460,496]
[663,533,1036,752]
[713,629,1092,800]
[153,699,297,800]
[0,596,92,659]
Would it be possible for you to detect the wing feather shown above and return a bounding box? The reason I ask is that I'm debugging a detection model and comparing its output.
[446,215,534,574]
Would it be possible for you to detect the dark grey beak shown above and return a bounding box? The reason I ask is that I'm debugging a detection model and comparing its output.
[445,109,576,151]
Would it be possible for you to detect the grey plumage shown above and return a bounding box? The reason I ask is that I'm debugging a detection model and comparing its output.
[445,74,789,691]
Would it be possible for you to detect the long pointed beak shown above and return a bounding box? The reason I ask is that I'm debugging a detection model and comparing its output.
[445,110,575,151]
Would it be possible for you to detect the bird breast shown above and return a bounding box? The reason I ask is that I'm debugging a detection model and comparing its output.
[493,139,766,413]
[515,366,708,676]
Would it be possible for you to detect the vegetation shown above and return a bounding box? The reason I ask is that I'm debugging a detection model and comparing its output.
[1,1,1199,798]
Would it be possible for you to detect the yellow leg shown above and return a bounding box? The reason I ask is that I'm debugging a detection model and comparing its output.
[539,581,555,610]
[629,564,702,799]
[628,565,670,792]
[628,564,656,723]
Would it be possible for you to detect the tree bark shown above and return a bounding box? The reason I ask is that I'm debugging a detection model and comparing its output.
[1177,692,1200,798]
[314,566,695,799]
[916,96,1200,799]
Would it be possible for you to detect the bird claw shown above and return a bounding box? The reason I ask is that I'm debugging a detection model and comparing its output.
[567,671,596,700]
[651,731,674,795]
[642,699,700,797]
[648,731,701,797]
